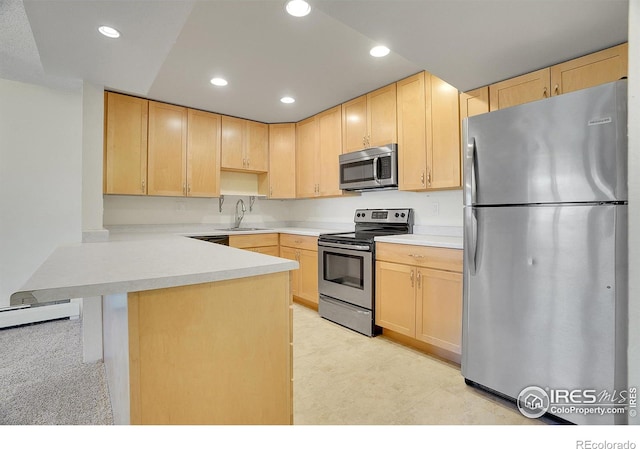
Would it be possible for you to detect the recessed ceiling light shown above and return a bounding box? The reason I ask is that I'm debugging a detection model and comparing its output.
[98,25,120,39]
[370,45,390,58]
[285,0,311,17]
[280,96,295,104]
[210,78,228,87]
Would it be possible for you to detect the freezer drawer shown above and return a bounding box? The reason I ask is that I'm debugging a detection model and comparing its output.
[462,204,627,424]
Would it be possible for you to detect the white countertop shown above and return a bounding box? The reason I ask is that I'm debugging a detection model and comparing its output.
[10,234,298,306]
[375,234,463,250]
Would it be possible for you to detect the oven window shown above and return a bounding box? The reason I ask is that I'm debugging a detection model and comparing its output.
[323,251,364,289]
[341,159,376,183]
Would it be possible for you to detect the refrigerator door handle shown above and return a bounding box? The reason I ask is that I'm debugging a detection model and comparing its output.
[465,207,478,275]
[464,136,477,206]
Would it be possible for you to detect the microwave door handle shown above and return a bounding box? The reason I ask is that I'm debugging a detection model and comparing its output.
[372,157,380,184]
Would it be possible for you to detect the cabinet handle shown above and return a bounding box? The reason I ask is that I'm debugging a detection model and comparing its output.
[410,270,414,287]
[243,158,246,168]
[295,239,302,244]
[417,270,421,288]
[188,184,191,194]
[141,180,145,192]
[247,158,250,167]
[270,186,273,197]
[362,136,366,147]
[183,183,186,194]
[420,172,425,185]
[367,135,370,147]
[427,169,431,187]
[543,87,548,98]
[408,254,425,258]
[554,84,559,95]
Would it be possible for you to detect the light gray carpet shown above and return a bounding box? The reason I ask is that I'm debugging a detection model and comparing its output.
[0,318,113,425]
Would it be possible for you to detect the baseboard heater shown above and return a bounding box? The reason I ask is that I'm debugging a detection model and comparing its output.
[0,299,80,329]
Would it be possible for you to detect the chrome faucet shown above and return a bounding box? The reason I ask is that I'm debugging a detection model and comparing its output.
[234,199,246,228]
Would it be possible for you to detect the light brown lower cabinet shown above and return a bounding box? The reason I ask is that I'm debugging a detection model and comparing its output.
[229,233,279,252]
[103,273,292,425]
[375,243,463,361]
[279,234,318,308]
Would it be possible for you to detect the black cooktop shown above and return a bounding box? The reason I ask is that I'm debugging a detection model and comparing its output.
[319,208,414,245]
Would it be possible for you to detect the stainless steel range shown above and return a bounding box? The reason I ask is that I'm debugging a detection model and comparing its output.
[318,208,414,336]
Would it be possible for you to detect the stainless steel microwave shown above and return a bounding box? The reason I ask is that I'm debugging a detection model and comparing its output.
[339,144,398,191]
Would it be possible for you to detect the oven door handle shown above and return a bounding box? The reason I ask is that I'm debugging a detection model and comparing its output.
[318,241,371,251]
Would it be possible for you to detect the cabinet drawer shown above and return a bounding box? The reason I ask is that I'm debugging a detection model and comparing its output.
[229,233,279,249]
[376,242,462,272]
[279,234,318,251]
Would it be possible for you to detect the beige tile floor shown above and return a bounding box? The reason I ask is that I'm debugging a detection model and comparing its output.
[292,303,547,425]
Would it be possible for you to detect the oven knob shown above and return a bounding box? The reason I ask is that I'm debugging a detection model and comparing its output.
[395,212,399,218]
[401,213,406,218]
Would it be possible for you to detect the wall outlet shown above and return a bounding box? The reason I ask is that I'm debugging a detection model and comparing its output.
[431,202,439,216]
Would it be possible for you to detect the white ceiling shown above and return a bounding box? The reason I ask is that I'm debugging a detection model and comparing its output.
[0,0,629,123]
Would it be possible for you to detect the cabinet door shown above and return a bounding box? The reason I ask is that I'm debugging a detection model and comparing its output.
[317,106,343,197]
[187,109,220,197]
[459,86,489,119]
[104,92,148,195]
[429,75,461,189]
[246,120,268,172]
[341,95,367,153]
[279,246,299,297]
[550,43,628,96]
[295,116,318,198]
[397,72,428,191]
[489,68,551,111]
[375,261,416,337]
[254,246,280,257]
[268,123,296,198]
[297,248,318,305]
[221,116,245,171]
[148,101,187,196]
[415,268,463,354]
[367,83,397,148]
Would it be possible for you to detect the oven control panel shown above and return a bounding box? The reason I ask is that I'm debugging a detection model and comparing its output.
[354,208,413,224]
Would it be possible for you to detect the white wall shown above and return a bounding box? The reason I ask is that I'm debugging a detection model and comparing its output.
[627,0,639,426]
[0,78,82,308]
[103,189,463,232]
[103,194,295,227]
[81,81,104,234]
[290,189,462,232]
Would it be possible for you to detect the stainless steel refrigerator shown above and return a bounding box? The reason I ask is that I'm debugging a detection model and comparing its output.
[461,80,628,425]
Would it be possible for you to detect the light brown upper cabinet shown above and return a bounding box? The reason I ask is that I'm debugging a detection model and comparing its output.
[104,92,148,195]
[489,68,551,111]
[295,115,318,198]
[295,106,344,198]
[268,123,296,199]
[550,43,628,96]
[148,101,188,196]
[459,86,489,119]
[489,43,628,112]
[186,109,221,197]
[397,72,461,191]
[221,116,268,173]
[342,84,397,153]
[317,106,343,197]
